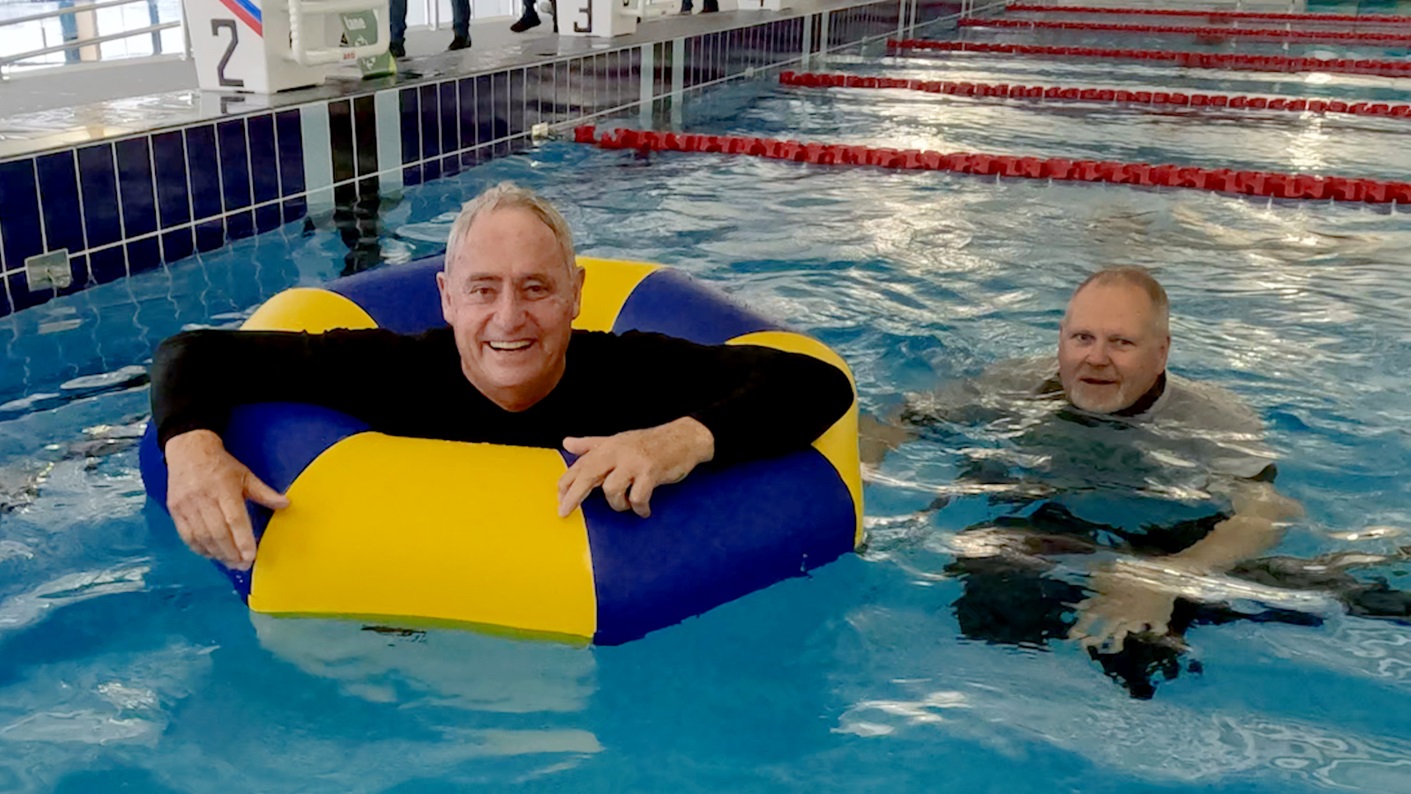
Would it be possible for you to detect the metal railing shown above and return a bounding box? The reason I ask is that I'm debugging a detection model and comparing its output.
[0,0,185,76]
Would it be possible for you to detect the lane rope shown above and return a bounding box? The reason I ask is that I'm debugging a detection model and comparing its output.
[779,70,1411,118]
[959,17,1411,44]
[572,126,1411,205]
[1003,4,1411,25]
[887,39,1411,77]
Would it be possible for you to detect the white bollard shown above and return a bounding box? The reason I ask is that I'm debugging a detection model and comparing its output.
[558,0,638,38]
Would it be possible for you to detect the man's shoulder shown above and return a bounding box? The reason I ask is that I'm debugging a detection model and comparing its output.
[1160,372,1263,431]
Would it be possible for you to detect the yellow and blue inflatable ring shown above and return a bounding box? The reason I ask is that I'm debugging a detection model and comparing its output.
[140,255,861,645]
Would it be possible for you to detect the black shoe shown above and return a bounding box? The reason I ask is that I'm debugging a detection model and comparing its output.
[448,34,471,50]
[510,11,541,32]
[389,40,406,58]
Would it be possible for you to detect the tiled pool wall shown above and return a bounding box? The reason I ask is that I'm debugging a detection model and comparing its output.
[0,0,960,319]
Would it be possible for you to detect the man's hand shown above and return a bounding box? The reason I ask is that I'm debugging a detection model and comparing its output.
[164,429,290,570]
[558,417,715,518]
[1069,565,1179,654]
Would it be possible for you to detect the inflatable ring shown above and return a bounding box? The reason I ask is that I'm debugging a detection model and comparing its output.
[140,256,861,645]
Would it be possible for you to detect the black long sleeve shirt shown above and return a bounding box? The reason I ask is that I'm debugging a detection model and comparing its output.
[150,328,854,464]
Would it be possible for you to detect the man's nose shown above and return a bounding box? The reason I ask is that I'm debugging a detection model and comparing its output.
[491,290,528,327]
[1085,341,1111,365]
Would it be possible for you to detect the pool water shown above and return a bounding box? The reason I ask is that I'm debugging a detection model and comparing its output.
[4,24,1411,793]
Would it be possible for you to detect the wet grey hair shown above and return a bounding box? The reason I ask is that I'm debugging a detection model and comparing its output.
[444,182,576,275]
[1066,265,1170,335]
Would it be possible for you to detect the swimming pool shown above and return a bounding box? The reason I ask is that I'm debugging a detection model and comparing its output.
[4,10,1411,791]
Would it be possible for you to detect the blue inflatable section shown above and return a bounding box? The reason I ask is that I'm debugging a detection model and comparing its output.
[581,449,856,646]
[612,270,783,345]
[139,404,371,599]
[330,258,446,334]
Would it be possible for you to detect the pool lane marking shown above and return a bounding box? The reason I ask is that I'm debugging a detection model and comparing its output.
[572,125,1411,205]
[887,40,1411,78]
[1003,4,1411,25]
[779,71,1411,120]
[960,18,1411,44]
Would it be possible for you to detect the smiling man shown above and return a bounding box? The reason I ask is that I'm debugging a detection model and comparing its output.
[861,265,1308,698]
[152,182,852,571]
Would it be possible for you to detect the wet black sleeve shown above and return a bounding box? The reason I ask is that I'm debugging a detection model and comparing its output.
[149,328,416,451]
[618,332,854,464]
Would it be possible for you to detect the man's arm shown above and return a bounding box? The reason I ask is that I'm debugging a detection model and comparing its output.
[1070,478,1302,652]
[151,328,407,568]
[557,333,854,517]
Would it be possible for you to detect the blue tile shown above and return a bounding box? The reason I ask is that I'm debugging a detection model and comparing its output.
[0,278,10,317]
[276,110,305,197]
[458,78,476,150]
[282,198,307,225]
[439,81,458,158]
[217,120,252,211]
[476,74,496,143]
[226,210,254,241]
[186,126,221,221]
[161,227,194,264]
[255,203,281,233]
[0,158,42,272]
[151,131,190,229]
[89,246,127,284]
[195,219,225,252]
[400,87,420,166]
[403,164,422,186]
[115,137,157,238]
[440,155,459,178]
[419,84,440,161]
[7,271,49,314]
[494,70,512,137]
[36,151,84,254]
[422,158,441,181]
[248,114,279,204]
[506,68,526,139]
[126,236,161,275]
[77,144,122,249]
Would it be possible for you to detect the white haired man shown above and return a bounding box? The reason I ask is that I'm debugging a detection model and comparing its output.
[154,182,852,572]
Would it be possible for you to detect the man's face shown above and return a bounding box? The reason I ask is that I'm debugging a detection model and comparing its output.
[436,206,583,412]
[1057,282,1170,414]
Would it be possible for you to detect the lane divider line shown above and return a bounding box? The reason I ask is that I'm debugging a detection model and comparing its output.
[887,40,1411,78]
[572,125,1411,205]
[779,70,1411,119]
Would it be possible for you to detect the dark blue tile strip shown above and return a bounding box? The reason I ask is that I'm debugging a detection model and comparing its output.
[36,151,84,255]
[77,144,122,250]
[186,125,221,221]
[353,95,378,180]
[438,81,457,158]
[276,110,305,198]
[115,137,157,238]
[248,114,279,204]
[152,131,191,229]
[195,219,225,252]
[419,84,440,161]
[89,245,126,284]
[126,235,160,275]
[0,158,42,272]
[217,119,252,211]
[162,227,194,264]
[400,87,420,166]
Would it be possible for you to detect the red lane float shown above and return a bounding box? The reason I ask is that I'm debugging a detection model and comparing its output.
[888,40,1411,78]
[571,125,1411,205]
[960,17,1411,44]
[1004,4,1411,25]
[778,70,1411,119]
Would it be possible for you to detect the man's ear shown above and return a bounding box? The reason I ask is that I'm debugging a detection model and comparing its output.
[570,265,586,319]
[436,270,454,325]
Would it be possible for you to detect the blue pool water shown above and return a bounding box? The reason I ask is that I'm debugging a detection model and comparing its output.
[4,26,1411,792]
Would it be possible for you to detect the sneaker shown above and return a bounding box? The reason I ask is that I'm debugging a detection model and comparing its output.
[510,11,541,32]
[389,40,406,58]
[448,34,471,50]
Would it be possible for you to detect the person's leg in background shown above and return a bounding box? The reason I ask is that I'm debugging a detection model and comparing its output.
[449,0,471,49]
[511,0,541,31]
[388,0,407,57]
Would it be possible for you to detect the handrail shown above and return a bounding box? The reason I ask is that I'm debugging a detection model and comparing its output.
[0,0,166,29]
[0,21,181,66]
